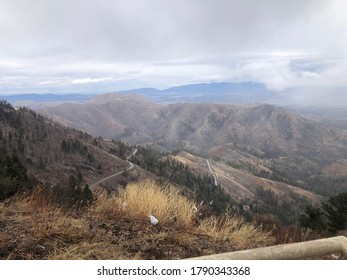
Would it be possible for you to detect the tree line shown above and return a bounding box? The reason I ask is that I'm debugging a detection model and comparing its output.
[299,192,347,234]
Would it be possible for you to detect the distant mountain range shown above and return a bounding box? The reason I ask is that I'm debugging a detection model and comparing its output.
[0,93,95,109]
[0,82,277,107]
[119,82,277,103]
[3,82,347,130]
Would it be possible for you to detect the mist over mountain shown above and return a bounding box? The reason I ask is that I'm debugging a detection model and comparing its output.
[284,105,347,130]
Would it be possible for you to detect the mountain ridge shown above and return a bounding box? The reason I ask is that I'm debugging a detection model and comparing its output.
[119,81,276,103]
[39,93,347,158]
[37,93,347,197]
[0,81,276,107]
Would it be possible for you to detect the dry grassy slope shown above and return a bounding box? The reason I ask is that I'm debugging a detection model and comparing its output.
[0,181,275,260]
[173,151,320,204]
[207,143,271,174]
[39,93,347,159]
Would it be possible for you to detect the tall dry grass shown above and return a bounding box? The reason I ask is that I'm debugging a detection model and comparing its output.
[1,182,278,259]
[197,214,275,248]
[50,242,128,260]
[92,180,196,228]
[0,186,90,259]
[12,187,88,241]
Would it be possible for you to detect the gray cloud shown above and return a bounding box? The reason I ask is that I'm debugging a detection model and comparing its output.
[1,0,347,104]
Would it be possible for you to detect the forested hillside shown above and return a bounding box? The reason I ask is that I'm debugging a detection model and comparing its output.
[0,101,136,202]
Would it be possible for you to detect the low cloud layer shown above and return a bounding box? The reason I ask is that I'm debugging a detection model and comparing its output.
[1,0,347,105]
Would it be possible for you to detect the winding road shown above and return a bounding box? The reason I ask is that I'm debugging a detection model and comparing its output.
[89,144,217,191]
[90,148,137,191]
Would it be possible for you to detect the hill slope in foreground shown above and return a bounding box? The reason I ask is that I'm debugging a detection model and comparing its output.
[0,181,275,260]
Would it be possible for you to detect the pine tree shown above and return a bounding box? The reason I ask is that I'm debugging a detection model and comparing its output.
[322,192,347,233]
[299,205,326,231]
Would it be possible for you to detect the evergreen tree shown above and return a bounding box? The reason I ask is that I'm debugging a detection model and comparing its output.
[82,184,94,206]
[299,192,347,234]
[0,154,33,200]
[299,205,326,232]
[322,192,347,233]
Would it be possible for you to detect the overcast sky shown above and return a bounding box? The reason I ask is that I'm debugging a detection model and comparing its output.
[1,0,347,104]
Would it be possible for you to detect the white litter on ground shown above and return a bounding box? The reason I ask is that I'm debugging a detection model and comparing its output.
[149,215,159,225]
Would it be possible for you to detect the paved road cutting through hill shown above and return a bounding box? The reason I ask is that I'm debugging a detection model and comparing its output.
[90,148,137,191]
[206,159,218,186]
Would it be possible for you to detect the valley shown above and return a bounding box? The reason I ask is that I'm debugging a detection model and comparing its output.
[1,95,347,259]
[38,92,347,198]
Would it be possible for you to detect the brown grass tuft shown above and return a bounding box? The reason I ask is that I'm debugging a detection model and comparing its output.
[93,180,196,228]
[197,214,275,249]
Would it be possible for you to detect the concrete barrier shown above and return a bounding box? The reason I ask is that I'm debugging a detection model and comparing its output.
[188,236,347,260]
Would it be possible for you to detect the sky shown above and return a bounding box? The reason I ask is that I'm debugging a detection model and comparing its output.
[1,0,347,105]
